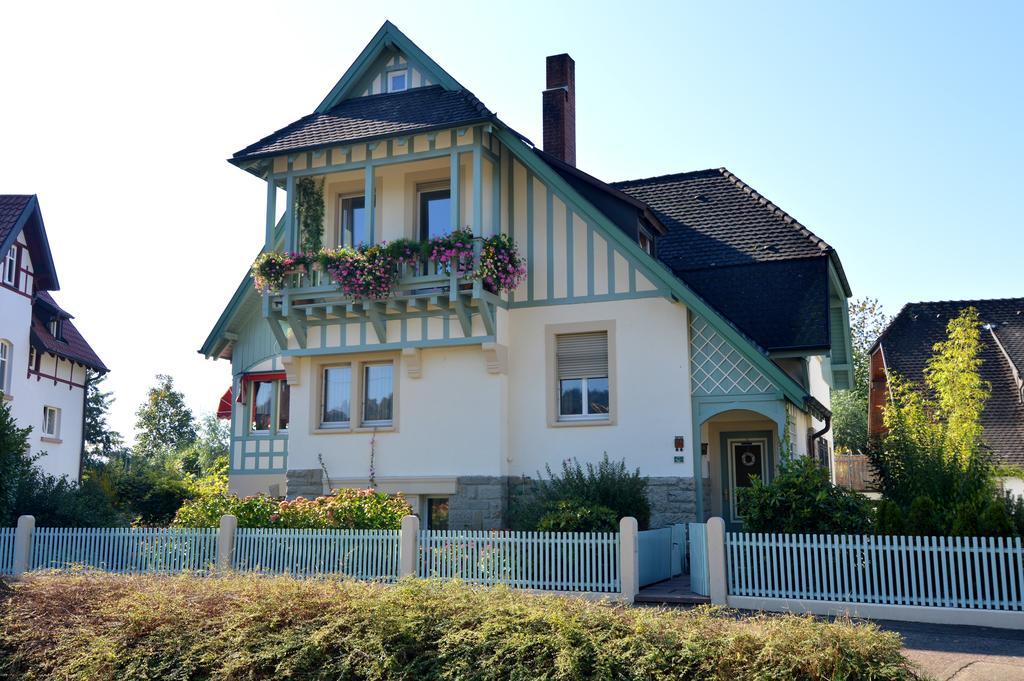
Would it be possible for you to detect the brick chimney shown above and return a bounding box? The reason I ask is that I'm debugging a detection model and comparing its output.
[542,53,576,166]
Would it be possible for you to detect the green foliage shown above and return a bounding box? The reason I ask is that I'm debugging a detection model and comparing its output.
[172,488,411,529]
[832,298,890,454]
[737,454,874,534]
[536,499,618,532]
[512,454,651,530]
[0,398,34,525]
[905,496,942,537]
[868,308,997,534]
[133,374,196,461]
[83,371,123,459]
[174,414,229,477]
[874,500,904,536]
[0,574,919,681]
[295,177,325,252]
[12,469,124,527]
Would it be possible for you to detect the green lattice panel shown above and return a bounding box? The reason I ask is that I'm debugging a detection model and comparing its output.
[690,316,775,396]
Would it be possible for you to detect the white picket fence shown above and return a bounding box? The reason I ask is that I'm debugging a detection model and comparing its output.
[232,528,400,580]
[0,527,14,575]
[418,529,620,592]
[726,532,1024,611]
[31,527,218,575]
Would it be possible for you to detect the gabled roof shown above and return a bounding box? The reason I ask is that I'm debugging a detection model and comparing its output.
[232,86,492,163]
[875,298,1024,466]
[612,169,849,352]
[31,291,108,373]
[0,194,58,290]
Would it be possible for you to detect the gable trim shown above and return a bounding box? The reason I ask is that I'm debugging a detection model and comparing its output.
[315,21,461,113]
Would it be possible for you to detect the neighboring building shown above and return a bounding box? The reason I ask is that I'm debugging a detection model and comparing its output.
[200,22,853,530]
[868,298,1024,498]
[0,195,108,480]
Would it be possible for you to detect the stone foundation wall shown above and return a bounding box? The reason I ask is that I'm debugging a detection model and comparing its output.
[645,477,698,528]
[447,476,508,530]
[286,468,325,498]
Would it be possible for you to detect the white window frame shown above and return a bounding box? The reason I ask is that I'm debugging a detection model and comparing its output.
[42,405,60,439]
[387,69,408,93]
[3,246,16,286]
[314,354,399,434]
[545,321,617,428]
[319,364,353,430]
[0,340,11,395]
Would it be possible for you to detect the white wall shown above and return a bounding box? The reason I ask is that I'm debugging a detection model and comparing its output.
[0,238,85,481]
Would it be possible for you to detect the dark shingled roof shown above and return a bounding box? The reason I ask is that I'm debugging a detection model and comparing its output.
[611,169,839,351]
[233,86,492,162]
[0,195,32,246]
[31,292,108,373]
[877,298,1024,466]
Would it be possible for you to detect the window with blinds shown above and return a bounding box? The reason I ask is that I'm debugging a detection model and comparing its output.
[556,331,610,420]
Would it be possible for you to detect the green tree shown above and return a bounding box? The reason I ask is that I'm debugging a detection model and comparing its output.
[0,398,35,524]
[867,307,995,532]
[832,298,891,454]
[84,370,123,460]
[134,374,196,460]
[176,414,230,477]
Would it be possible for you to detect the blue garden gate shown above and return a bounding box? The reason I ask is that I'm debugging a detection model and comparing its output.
[638,524,686,587]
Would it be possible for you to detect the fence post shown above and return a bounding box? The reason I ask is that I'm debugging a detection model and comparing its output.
[12,515,35,579]
[619,516,639,603]
[399,514,419,578]
[707,516,727,605]
[217,515,238,574]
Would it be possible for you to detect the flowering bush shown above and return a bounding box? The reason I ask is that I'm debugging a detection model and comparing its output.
[428,228,476,277]
[251,252,314,293]
[172,487,411,529]
[475,232,527,294]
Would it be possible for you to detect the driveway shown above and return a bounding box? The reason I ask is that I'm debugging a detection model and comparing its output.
[876,620,1024,680]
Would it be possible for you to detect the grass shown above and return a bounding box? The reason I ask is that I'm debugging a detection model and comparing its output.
[0,573,920,680]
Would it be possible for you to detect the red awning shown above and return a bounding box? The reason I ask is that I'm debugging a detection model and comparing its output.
[217,388,233,420]
[236,371,287,403]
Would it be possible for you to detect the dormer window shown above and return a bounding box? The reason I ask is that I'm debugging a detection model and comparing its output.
[3,246,16,286]
[388,69,408,93]
[638,228,654,256]
[48,317,63,341]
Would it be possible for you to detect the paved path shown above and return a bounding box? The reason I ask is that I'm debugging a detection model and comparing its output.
[876,620,1024,680]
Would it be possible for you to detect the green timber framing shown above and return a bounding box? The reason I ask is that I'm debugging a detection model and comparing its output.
[199,20,849,516]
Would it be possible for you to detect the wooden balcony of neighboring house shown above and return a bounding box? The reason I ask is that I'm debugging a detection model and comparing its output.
[261,239,502,351]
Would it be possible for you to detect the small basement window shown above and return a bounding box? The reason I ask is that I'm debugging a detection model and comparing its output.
[388,70,408,93]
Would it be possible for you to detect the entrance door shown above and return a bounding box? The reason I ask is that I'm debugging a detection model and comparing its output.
[721,432,772,530]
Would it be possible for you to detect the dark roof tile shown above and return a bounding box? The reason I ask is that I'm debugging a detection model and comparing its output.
[233,86,492,161]
[31,292,108,373]
[0,195,32,248]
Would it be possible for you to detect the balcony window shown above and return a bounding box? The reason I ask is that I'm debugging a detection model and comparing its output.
[418,183,451,240]
[321,366,352,428]
[362,363,393,426]
[339,195,368,247]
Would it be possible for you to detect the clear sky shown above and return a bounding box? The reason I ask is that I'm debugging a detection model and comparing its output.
[1,1,1020,442]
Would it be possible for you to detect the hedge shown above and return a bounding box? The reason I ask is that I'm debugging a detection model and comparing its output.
[0,574,919,680]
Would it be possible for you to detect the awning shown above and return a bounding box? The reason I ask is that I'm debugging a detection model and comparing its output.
[216,388,233,420]
[236,371,287,403]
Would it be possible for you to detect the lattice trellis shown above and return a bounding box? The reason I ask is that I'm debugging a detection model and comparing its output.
[690,316,775,396]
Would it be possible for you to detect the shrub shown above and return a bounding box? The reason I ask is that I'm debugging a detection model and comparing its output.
[536,499,618,532]
[0,574,920,681]
[874,500,904,536]
[905,496,942,537]
[977,499,1015,537]
[512,454,651,530]
[738,454,874,534]
[173,488,412,529]
[12,470,124,527]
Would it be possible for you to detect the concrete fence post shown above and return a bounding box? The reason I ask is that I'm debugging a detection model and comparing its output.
[217,514,238,574]
[399,514,419,578]
[707,516,727,605]
[619,516,639,603]
[12,515,35,579]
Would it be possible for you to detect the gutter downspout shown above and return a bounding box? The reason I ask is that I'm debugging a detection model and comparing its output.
[78,368,89,483]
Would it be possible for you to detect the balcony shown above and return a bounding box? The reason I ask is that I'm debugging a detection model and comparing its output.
[261,239,502,350]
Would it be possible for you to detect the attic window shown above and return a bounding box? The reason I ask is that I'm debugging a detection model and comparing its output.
[638,228,655,256]
[48,317,63,341]
[388,70,408,93]
[3,246,16,286]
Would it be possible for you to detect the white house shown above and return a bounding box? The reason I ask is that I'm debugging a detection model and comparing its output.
[201,23,853,531]
[0,195,108,481]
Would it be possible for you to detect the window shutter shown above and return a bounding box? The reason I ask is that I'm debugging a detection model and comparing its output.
[556,331,608,380]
